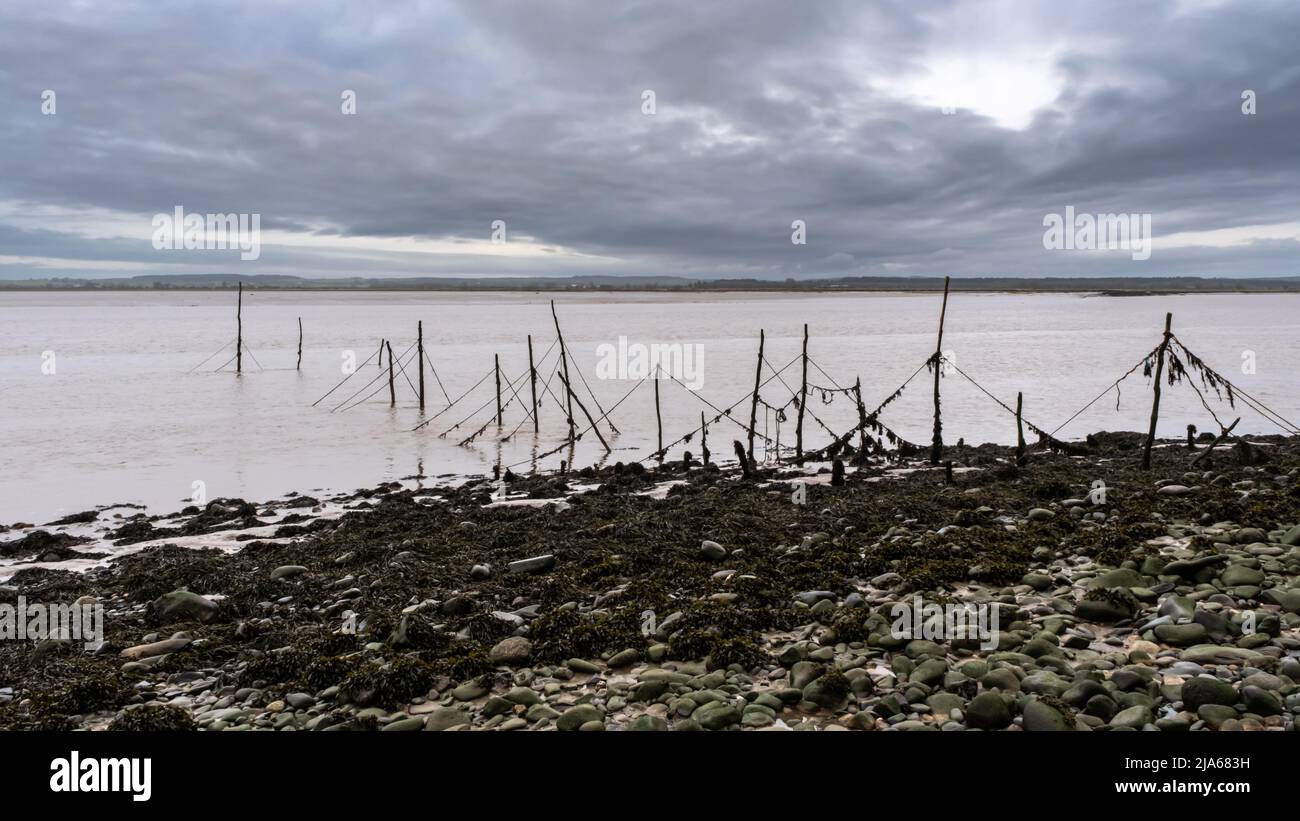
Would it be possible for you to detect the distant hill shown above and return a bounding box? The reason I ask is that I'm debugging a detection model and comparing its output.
[3,273,1299,293]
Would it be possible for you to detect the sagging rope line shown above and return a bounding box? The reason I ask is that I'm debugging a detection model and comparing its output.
[639,353,802,462]
[761,355,842,440]
[423,349,453,405]
[503,352,565,441]
[437,359,537,438]
[801,356,932,461]
[187,339,234,373]
[1167,349,1230,432]
[312,345,383,406]
[334,343,421,413]
[1170,335,1300,434]
[940,356,1055,440]
[409,338,560,432]
[504,374,649,469]
[567,348,619,434]
[241,340,265,372]
[331,341,416,412]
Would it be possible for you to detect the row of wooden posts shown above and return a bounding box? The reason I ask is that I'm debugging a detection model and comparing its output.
[231,278,1186,470]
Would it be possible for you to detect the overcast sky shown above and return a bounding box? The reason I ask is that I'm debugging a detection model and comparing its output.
[1,0,1298,280]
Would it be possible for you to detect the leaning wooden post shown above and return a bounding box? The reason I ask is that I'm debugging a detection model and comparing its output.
[796,323,809,461]
[701,411,710,465]
[654,365,664,459]
[527,334,539,433]
[930,276,950,464]
[378,339,384,370]
[1191,417,1239,467]
[559,372,610,452]
[417,320,426,410]
[296,316,302,371]
[236,281,243,374]
[551,301,576,443]
[494,353,503,425]
[386,341,395,406]
[1015,391,1026,464]
[1141,312,1174,470]
[747,329,765,465]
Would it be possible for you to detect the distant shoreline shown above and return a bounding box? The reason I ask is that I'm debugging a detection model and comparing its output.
[3,273,1300,295]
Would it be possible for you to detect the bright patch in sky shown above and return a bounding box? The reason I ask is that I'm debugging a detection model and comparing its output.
[895,53,1063,129]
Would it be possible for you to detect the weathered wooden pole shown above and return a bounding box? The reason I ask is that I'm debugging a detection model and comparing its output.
[527,334,539,433]
[1141,312,1174,470]
[236,281,243,374]
[853,377,868,461]
[796,323,809,461]
[747,329,765,465]
[296,316,302,371]
[701,411,710,466]
[551,301,575,442]
[559,372,610,452]
[1191,417,1239,467]
[1015,391,1026,464]
[494,353,503,425]
[930,276,951,464]
[378,339,384,370]
[654,366,663,458]
[417,320,426,410]
[386,340,395,406]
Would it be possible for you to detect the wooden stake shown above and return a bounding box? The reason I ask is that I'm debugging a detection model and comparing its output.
[296,316,302,371]
[559,372,610,452]
[551,301,575,442]
[733,440,751,478]
[654,366,663,458]
[1191,417,1240,467]
[417,320,425,410]
[747,329,764,466]
[386,340,395,406]
[236,281,243,374]
[930,276,950,465]
[527,334,538,433]
[1015,391,1026,465]
[1141,312,1173,470]
[853,377,868,462]
[494,353,503,425]
[701,411,710,466]
[796,323,809,461]
[378,339,384,370]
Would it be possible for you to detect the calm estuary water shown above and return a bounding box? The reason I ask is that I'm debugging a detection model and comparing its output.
[2,290,1297,524]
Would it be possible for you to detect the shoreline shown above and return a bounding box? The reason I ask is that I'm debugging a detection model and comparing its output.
[1,432,1297,732]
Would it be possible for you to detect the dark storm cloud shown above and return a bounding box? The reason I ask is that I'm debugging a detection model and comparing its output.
[0,0,1297,279]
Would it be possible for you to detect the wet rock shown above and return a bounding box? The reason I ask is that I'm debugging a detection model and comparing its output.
[489,637,533,666]
[508,554,556,574]
[150,590,219,623]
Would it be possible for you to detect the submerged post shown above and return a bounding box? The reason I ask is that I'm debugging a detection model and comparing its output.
[296,316,302,371]
[1015,391,1026,464]
[417,320,425,410]
[495,353,503,425]
[236,281,243,374]
[551,301,576,443]
[796,323,808,462]
[930,276,951,465]
[1141,312,1174,470]
[386,340,395,406]
[527,334,539,433]
[654,366,663,458]
[747,329,765,465]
